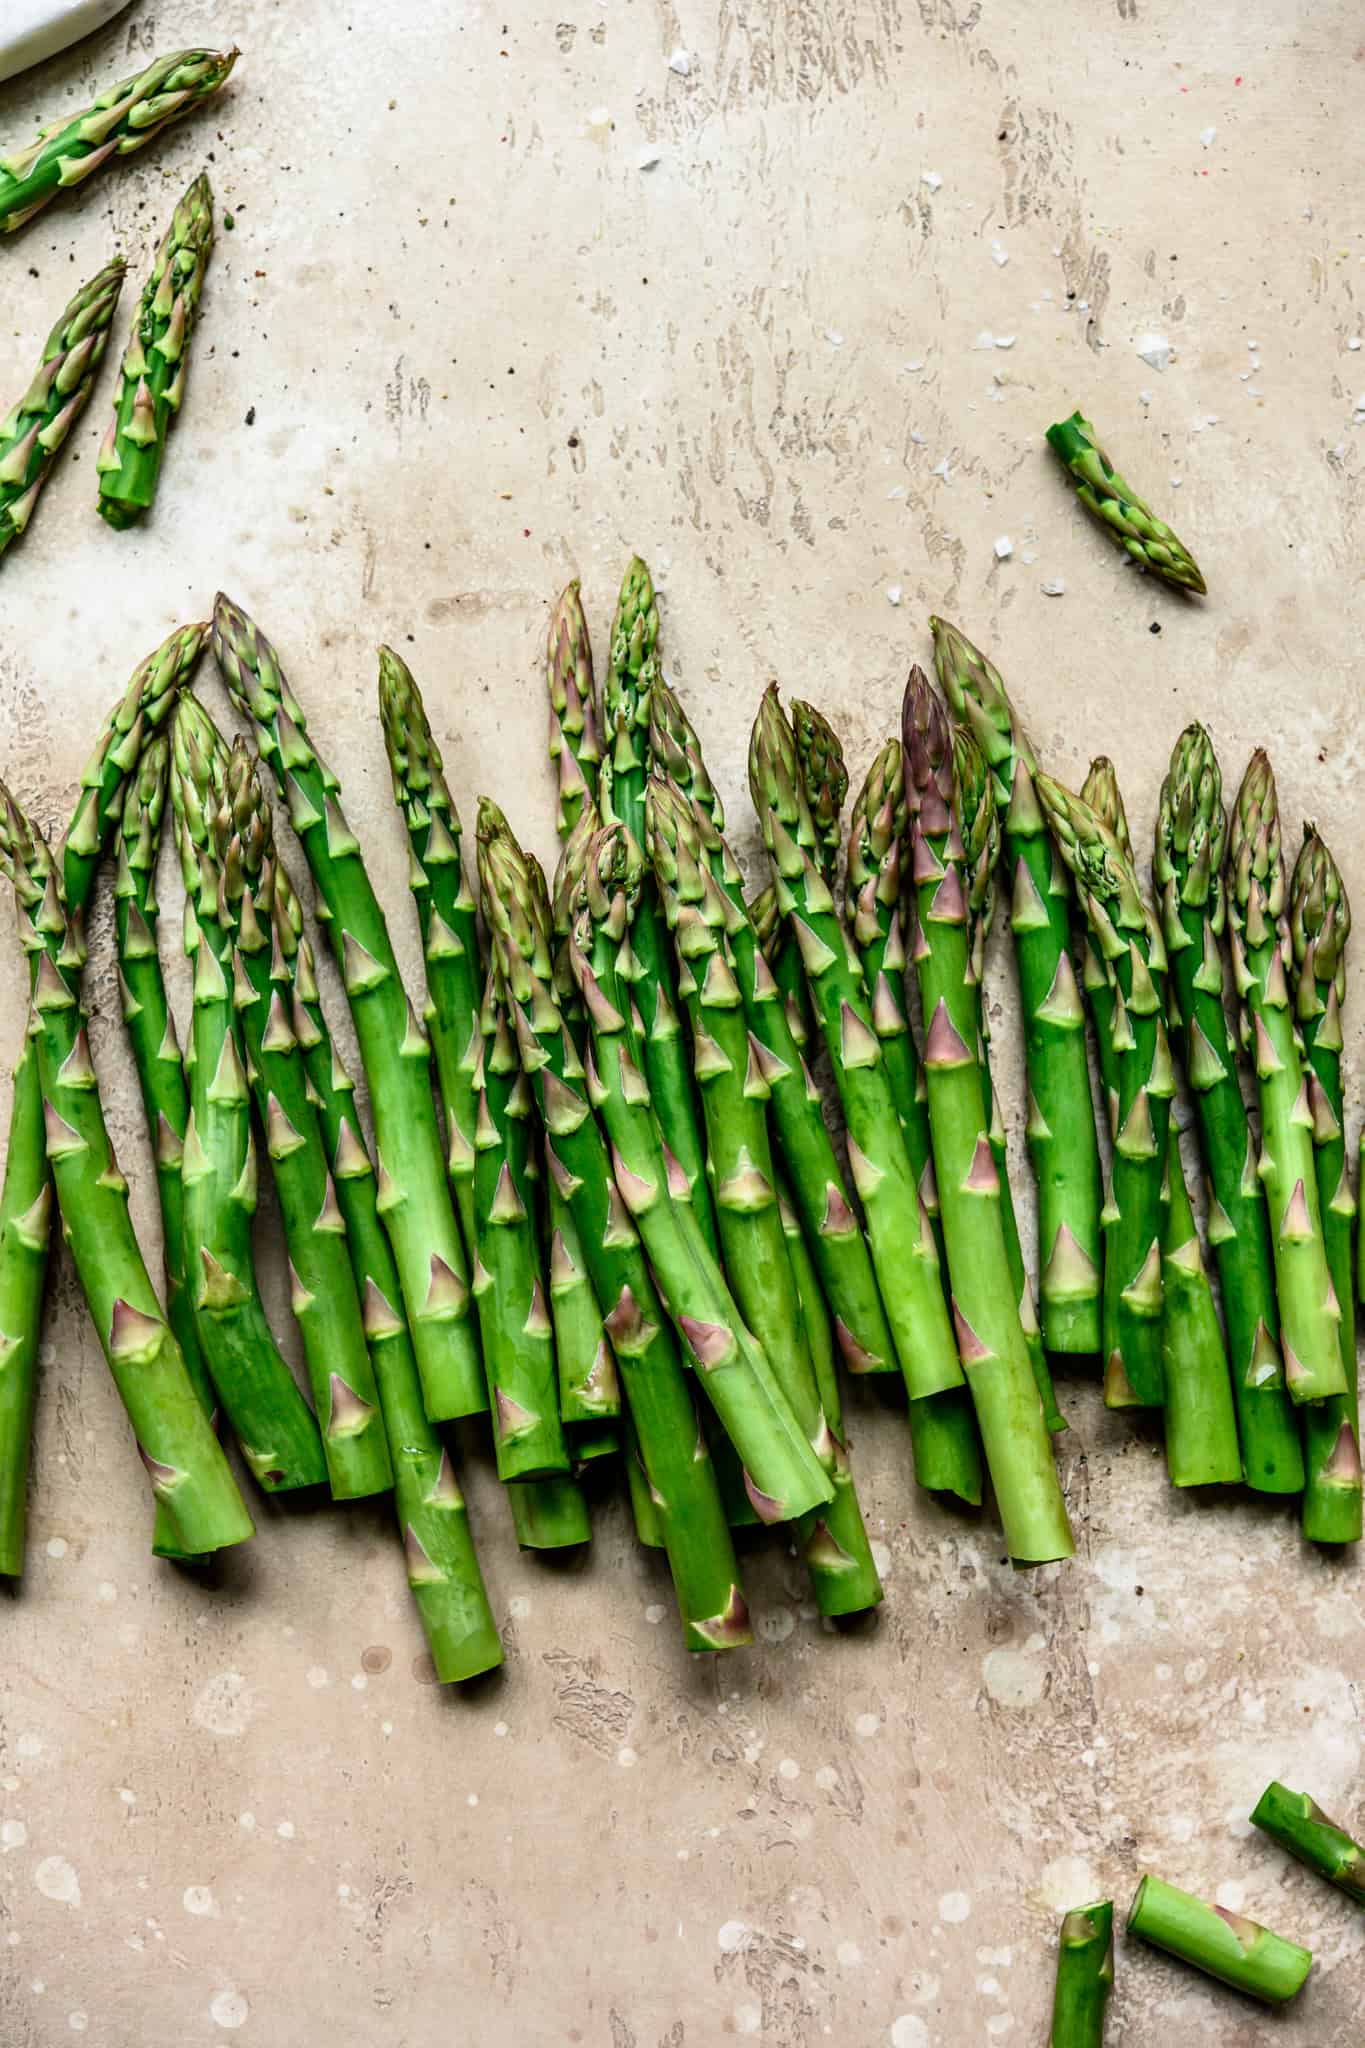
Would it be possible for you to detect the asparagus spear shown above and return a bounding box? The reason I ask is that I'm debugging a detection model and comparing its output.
[97,171,214,528]
[749,685,965,1404]
[170,696,327,1492]
[211,597,485,1422]
[0,48,237,234]
[776,1175,842,1438]
[0,258,125,559]
[477,800,751,1649]
[1227,753,1346,1404]
[1289,827,1361,1540]
[546,580,603,835]
[1037,771,1173,1408]
[277,880,502,1682]
[0,785,253,1555]
[1045,410,1206,595]
[845,738,983,1499]
[791,699,848,883]
[1049,1901,1114,2047]
[1126,1875,1311,2004]
[903,671,1073,1564]
[955,720,1064,1435]
[648,772,881,1614]
[223,742,393,1500]
[507,1477,591,1550]
[1161,1126,1243,1486]
[546,1168,620,1443]
[598,557,718,1257]
[1250,1781,1365,1904]
[1154,727,1305,1491]
[932,618,1104,1354]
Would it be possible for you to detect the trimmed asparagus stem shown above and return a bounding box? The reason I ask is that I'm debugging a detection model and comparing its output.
[1127,1874,1312,2004]
[546,580,603,835]
[903,672,1073,1565]
[478,800,751,1650]
[1251,1781,1365,1903]
[649,775,881,1615]
[1155,726,1305,1492]
[546,1167,621,1440]
[621,1405,666,1547]
[0,788,253,1555]
[1289,828,1360,1541]
[1161,1127,1243,1485]
[0,258,124,559]
[1227,753,1346,1405]
[1049,1901,1114,2047]
[97,171,214,528]
[0,1044,49,1575]
[1039,768,1173,1409]
[212,597,485,1422]
[281,903,502,1682]
[0,49,237,235]
[508,1476,592,1549]
[777,1175,842,1439]
[1045,411,1206,594]
[933,618,1104,1354]
[750,686,966,1405]
[171,698,328,1492]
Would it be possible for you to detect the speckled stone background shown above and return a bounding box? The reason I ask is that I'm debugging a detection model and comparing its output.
[0,4,1362,2043]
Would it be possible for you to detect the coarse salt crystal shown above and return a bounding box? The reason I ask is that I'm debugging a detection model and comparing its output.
[930,457,952,480]
[991,240,1009,267]
[994,334,1016,349]
[1349,338,1362,352]
[1200,126,1217,147]
[668,49,691,75]
[1042,579,1066,596]
[974,329,997,350]
[910,430,926,445]
[1138,389,1153,405]
[922,171,943,191]
[993,536,1013,560]
[1135,333,1173,372]
[637,148,662,170]
[886,585,903,606]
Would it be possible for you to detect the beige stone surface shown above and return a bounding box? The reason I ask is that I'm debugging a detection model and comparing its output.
[1,3,1363,2042]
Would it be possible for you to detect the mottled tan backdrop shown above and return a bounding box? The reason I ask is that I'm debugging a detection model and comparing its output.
[0,3,1362,2043]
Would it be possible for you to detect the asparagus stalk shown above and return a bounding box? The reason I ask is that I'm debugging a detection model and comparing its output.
[97,171,213,528]
[1126,1875,1311,2004]
[1161,1126,1243,1486]
[546,1167,621,1443]
[1037,770,1173,1408]
[1227,753,1346,1404]
[1154,727,1305,1491]
[0,258,125,559]
[223,742,393,1501]
[1045,410,1206,595]
[0,786,253,1555]
[211,597,485,1422]
[508,1477,591,1550]
[1049,1901,1114,2047]
[956,722,1065,1436]
[777,1174,842,1439]
[546,580,603,835]
[0,1042,49,1576]
[648,772,881,1614]
[0,48,237,233]
[1250,1781,1365,1904]
[903,671,1073,1564]
[477,800,751,1649]
[749,685,966,1404]
[932,618,1104,1354]
[598,558,718,1257]
[791,699,849,884]
[1289,827,1361,1540]
[170,697,327,1492]
[277,882,502,1681]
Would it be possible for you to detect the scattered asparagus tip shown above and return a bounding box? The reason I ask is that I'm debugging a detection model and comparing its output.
[1045,409,1207,595]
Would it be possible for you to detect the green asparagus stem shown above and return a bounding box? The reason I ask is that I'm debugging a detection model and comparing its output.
[224,744,393,1501]
[1038,771,1173,1409]
[777,1175,842,1439]
[1227,753,1346,1405]
[1290,828,1361,1540]
[1155,727,1305,1491]
[1045,410,1206,595]
[546,580,603,835]
[1161,1127,1243,1486]
[212,597,485,1422]
[508,1475,592,1549]
[932,618,1104,1353]
[170,698,327,1493]
[279,889,502,1681]
[478,800,751,1649]
[648,773,882,1615]
[1126,1874,1311,2004]
[0,1043,49,1576]
[956,723,1065,1436]
[903,673,1073,1565]
[97,171,214,528]
[1049,1901,1114,2047]
[0,49,238,234]
[0,258,124,559]
[598,558,719,1257]
[0,787,253,1555]
[546,1168,621,1440]
[1250,1781,1365,1904]
[749,686,966,1406]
